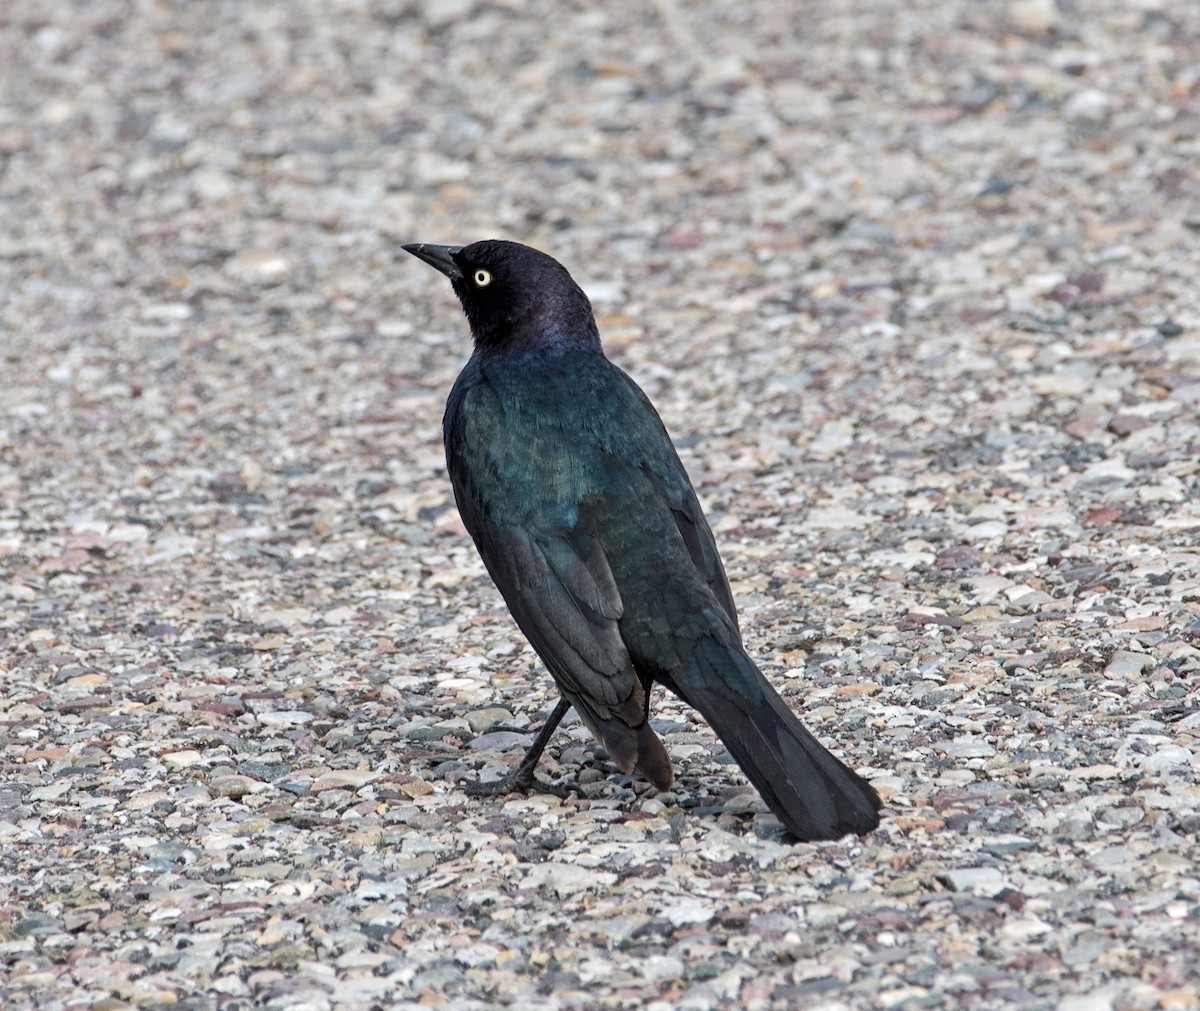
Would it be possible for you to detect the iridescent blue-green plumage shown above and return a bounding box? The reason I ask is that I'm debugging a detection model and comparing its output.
[405,239,881,841]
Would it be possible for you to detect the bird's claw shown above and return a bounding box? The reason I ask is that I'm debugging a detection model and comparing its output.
[462,770,575,800]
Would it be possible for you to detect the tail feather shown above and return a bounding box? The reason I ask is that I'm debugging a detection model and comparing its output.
[635,721,675,791]
[670,640,881,841]
[573,693,675,791]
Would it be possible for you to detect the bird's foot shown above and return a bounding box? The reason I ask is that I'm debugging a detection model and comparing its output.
[462,768,575,800]
[456,697,576,800]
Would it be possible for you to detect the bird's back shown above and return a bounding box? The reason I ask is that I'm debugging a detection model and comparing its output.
[444,345,735,642]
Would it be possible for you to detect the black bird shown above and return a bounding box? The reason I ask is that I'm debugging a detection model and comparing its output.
[404,239,881,841]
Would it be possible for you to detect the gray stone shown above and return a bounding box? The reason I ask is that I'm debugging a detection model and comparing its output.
[1104,651,1152,678]
[936,868,1005,894]
[469,731,533,752]
[465,706,514,734]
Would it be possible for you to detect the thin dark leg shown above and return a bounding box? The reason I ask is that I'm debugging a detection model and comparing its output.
[462,697,574,797]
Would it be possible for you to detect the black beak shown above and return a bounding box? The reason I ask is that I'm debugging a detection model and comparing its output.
[403,243,465,281]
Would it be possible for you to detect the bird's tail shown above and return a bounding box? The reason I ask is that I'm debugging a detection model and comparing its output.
[666,639,881,841]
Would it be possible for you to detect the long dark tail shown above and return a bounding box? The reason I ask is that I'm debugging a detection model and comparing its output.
[667,639,881,841]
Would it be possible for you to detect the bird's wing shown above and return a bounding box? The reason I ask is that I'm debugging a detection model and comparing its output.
[622,377,739,631]
[469,515,636,713]
[667,492,739,631]
[445,380,644,726]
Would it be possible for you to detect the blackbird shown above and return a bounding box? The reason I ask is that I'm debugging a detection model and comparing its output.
[404,239,881,840]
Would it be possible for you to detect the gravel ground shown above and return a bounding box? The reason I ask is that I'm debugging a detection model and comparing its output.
[3,1,1199,1008]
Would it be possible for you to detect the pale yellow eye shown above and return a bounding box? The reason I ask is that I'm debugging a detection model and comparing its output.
[473,269,492,287]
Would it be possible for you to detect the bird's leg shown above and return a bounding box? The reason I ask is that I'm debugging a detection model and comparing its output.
[462,696,574,798]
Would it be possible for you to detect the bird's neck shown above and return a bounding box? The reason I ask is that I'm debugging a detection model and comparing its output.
[474,314,602,359]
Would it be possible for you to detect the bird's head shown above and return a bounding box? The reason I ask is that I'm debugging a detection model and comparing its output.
[403,239,599,353]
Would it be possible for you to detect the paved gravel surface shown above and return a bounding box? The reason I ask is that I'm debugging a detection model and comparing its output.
[3,1,1199,1008]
